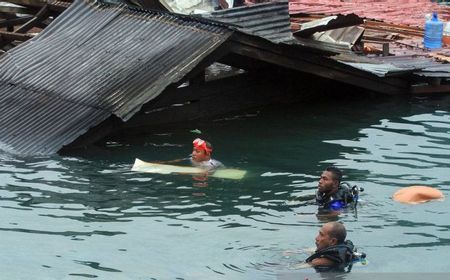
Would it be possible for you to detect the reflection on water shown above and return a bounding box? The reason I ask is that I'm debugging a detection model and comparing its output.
[1,94,450,278]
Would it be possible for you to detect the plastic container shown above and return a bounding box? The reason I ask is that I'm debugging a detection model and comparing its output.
[424,12,444,49]
[443,22,450,46]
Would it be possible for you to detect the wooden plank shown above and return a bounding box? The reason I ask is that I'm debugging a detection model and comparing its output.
[0,31,34,42]
[410,84,450,94]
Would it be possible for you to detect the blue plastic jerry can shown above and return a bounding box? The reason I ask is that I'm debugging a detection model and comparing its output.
[424,12,444,49]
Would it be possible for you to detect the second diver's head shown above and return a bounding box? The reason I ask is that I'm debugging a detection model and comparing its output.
[318,166,342,194]
[191,138,212,163]
[315,222,346,252]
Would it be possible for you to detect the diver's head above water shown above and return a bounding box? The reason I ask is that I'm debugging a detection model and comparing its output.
[318,166,342,195]
[315,222,346,251]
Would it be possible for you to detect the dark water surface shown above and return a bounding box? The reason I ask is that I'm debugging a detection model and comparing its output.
[1,94,450,279]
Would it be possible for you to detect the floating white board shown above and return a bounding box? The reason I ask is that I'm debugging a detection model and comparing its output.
[131,158,246,180]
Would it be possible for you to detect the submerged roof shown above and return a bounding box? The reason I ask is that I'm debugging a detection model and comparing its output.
[0,0,231,155]
[1,0,450,155]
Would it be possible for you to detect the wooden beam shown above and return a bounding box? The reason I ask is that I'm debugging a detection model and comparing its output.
[228,33,410,94]
[0,16,33,28]
[16,4,49,34]
[410,84,450,94]
[0,31,34,42]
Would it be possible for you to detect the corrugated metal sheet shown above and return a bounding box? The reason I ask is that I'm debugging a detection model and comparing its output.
[202,0,293,43]
[293,36,356,55]
[339,61,408,77]
[414,63,450,77]
[0,0,232,155]
[311,25,364,48]
[375,55,443,69]
[337,55,450,77]
[294,14,363,38]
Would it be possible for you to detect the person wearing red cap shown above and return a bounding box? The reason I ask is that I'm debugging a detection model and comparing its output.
[191,138,223,171]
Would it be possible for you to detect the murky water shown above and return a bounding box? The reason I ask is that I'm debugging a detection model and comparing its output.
[1,94,449,279]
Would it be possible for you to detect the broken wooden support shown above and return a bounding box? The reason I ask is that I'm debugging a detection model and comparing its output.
[0,30,34,42]
[382,42,390,56]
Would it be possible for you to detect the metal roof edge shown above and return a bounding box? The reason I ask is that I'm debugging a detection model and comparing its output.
[94,0,233,29]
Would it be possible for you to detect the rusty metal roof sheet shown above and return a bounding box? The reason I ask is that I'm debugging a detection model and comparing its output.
[289,6,450,77]
[202,0,293,43]
[0,0,231,155]
[288,0,450,28]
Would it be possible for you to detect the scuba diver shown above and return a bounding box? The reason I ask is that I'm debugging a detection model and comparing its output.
[315,166,363,210]
[306,222,366,272]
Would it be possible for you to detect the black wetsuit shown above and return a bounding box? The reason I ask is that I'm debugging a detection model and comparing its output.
[305,240,355,272]
[315,184,354,210]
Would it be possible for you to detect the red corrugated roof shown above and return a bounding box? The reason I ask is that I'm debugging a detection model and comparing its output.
[288,0,450,28]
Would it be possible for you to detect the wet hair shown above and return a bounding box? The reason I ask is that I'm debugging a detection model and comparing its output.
[205,141,212,154]
[327,222,347,244]
[325,166,342,184]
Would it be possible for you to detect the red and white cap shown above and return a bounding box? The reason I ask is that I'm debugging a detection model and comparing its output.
[193,138,212,154]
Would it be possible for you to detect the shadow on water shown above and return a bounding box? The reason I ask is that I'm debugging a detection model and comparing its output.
[1,93,450,278]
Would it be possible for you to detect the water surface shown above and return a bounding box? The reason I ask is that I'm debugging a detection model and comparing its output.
[1,94,449,279]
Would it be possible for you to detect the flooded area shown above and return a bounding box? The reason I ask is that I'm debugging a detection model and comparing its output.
[1,93,450,279]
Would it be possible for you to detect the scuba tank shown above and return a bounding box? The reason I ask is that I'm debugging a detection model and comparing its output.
[315,182,364,209]
[351,184,364,207]
[346,249,367,272]
[305,241,367,272]
[340,182,365,207]
[351,250,368,267]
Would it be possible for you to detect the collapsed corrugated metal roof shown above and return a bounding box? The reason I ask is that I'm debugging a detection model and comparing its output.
[0,0,232,155]
[2,0,450,155]
[288,0,450,28]
[202,0,294,43]
[288,5,450,79]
